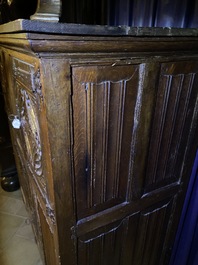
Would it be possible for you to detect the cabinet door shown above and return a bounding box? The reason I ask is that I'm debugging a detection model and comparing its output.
[71,61,198,265]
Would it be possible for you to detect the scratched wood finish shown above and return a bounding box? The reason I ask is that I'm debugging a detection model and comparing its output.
[0,24,198,265]
[72,64,140,219]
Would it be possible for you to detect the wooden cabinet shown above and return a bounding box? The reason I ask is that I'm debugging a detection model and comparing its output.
[71,61,198,265]
[0,20,198,265]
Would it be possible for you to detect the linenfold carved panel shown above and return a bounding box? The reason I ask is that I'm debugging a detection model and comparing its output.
[144,61,198,193]
[72,64,141,219]
[78,198,174,265]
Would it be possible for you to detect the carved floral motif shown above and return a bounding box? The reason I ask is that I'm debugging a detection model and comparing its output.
[12,57,46,190]
[46,203,56,226]
[17,86,46,189]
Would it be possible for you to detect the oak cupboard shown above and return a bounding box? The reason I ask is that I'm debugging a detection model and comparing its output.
[0,20,198,265]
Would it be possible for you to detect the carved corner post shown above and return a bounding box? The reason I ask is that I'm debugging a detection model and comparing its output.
[31,0,61,22]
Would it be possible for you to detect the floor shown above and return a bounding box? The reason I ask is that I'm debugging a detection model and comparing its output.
[0,185,43,265]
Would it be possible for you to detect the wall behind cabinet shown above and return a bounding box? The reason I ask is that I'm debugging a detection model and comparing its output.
[60,0,198,28]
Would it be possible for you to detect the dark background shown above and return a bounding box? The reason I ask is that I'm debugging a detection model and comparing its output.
[0,0,198,27]
[61,0,198,27]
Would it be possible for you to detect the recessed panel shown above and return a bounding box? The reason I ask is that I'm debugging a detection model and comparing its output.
[72,64,140,219]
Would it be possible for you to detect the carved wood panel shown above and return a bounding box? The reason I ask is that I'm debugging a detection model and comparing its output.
[72,64,140,219]
[12,58,46,193]
[144,61,198,193]
[11,57,59,239]
[78,198,175,265]
[72,61,198,265]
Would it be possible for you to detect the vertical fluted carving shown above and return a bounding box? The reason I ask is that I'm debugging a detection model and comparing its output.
[145,61,198,192]
[72,65,139,219]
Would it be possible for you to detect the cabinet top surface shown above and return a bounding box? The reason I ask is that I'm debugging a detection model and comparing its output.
[0,19,198,37]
